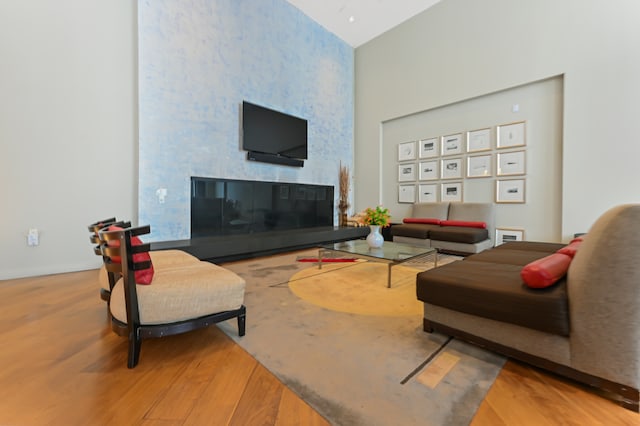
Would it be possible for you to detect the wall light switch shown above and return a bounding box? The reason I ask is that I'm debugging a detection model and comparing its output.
[27,228,39,246]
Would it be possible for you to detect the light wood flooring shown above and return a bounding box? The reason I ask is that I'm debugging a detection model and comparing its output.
[1,268,638,425]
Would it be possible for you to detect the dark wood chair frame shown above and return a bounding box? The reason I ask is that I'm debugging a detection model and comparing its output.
[87,217,130,302]
[98,224,246,368]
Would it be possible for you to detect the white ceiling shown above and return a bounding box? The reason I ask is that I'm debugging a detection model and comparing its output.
[285,0,441,47]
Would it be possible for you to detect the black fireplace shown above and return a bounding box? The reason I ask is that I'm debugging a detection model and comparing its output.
[151,177,367,262]
[191,177,334,238]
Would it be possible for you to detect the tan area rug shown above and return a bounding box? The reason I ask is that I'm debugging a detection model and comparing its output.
[288,262,424,316]
[219,249,506,426]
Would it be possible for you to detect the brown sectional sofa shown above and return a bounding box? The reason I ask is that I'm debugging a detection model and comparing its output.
[391,202,494,254]
[416,204,640,411]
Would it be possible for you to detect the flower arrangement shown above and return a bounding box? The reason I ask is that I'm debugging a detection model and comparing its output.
[359,206,391,227]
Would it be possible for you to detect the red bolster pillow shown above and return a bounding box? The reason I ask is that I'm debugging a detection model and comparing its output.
[556,240,583,258]
[403,218,441,225]
[107,225,155,285]
[439,220,487,229]
[521,253,571,288]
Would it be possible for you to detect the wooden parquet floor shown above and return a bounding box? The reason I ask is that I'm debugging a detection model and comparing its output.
[0,268,638,425]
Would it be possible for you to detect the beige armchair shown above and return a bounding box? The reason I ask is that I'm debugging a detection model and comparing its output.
[97,224,246,368]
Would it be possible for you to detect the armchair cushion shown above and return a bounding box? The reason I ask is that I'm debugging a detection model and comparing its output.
[109,262,245,325]
[98,249,201,292]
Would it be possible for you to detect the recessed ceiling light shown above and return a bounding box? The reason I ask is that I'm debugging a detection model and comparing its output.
[348,15,355,23]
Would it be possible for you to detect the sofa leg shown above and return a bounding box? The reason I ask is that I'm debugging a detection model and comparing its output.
[423,318,434,333]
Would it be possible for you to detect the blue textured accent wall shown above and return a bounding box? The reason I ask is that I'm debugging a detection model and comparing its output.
[138,0,354,241]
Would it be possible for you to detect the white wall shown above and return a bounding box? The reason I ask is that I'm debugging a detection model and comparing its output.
[354,0,640,241]
[0,0,137,279]
[382,77,563,242]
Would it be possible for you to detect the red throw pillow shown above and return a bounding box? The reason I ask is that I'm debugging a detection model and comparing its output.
[106,226,154,285]
[439,220,487,229]
[556,240,583,258]
[403,218,441,225]
[521,253,571,288]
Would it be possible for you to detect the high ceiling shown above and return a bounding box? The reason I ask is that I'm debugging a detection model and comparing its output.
[285,0,441,47]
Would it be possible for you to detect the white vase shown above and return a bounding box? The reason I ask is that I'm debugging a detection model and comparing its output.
[366,225,384,248]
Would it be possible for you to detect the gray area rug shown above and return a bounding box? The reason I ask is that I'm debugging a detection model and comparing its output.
[219,249,505,426]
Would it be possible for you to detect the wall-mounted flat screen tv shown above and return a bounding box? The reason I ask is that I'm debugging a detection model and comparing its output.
[242,101,308,161]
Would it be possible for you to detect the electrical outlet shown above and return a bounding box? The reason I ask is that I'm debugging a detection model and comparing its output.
[27,228,39,246]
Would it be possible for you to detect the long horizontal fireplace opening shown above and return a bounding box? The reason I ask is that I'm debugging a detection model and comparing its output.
[190,177,335,238]
[149,177,368,262]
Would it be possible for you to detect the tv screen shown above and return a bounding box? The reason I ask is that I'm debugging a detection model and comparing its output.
[242,101,308,160]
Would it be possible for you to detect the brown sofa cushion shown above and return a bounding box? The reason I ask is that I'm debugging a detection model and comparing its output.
[390,223,439,239]
[492,241,565,253]
[416,259,570,336]
[466,247,565,266]
[429,226,489,244]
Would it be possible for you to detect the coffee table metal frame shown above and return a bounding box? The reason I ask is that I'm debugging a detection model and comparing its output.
[317,240,438,288]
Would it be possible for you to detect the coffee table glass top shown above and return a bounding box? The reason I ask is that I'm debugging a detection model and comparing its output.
[320,240,435,262]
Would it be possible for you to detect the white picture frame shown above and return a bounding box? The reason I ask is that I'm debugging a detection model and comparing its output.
[418,160,438,181]
[495,228,525,246]
[497,150,526,176]
[441,133,463,156]
[398,163,416,182]
[496,179,526,203]
[441,182,463,202]
[398,141,417,161]
[467,128,491,152]
[441,157,462,179]
[418,184,438,202]
[398,184,416,203]
[497,121,526,149]
[419,137,439,158]
[467,154,492,178]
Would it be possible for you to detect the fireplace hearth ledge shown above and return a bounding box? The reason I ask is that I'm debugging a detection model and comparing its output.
[151,226,369,263]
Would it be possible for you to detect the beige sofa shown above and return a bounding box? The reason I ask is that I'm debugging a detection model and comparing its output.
[416,204,640,410]
[391,202,495,254]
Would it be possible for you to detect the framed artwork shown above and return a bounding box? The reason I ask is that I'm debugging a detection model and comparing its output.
[418,160,438,180]
[441,157,462,179]
[441,133,463,156]
[497,150,526,176]
[418,184,438,202]
[497,121,526,149]
[467,154,492,178]
[467,128,491,152]
[496,179,526,203]
[495,228,525,246]
[441,182,463,202]
[398,184,416,203]
[398,163,416,182]
[398,141,417,161]
[419,137,439,158]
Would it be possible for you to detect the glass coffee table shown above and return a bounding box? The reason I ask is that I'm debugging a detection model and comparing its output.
[318,240,437,288]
